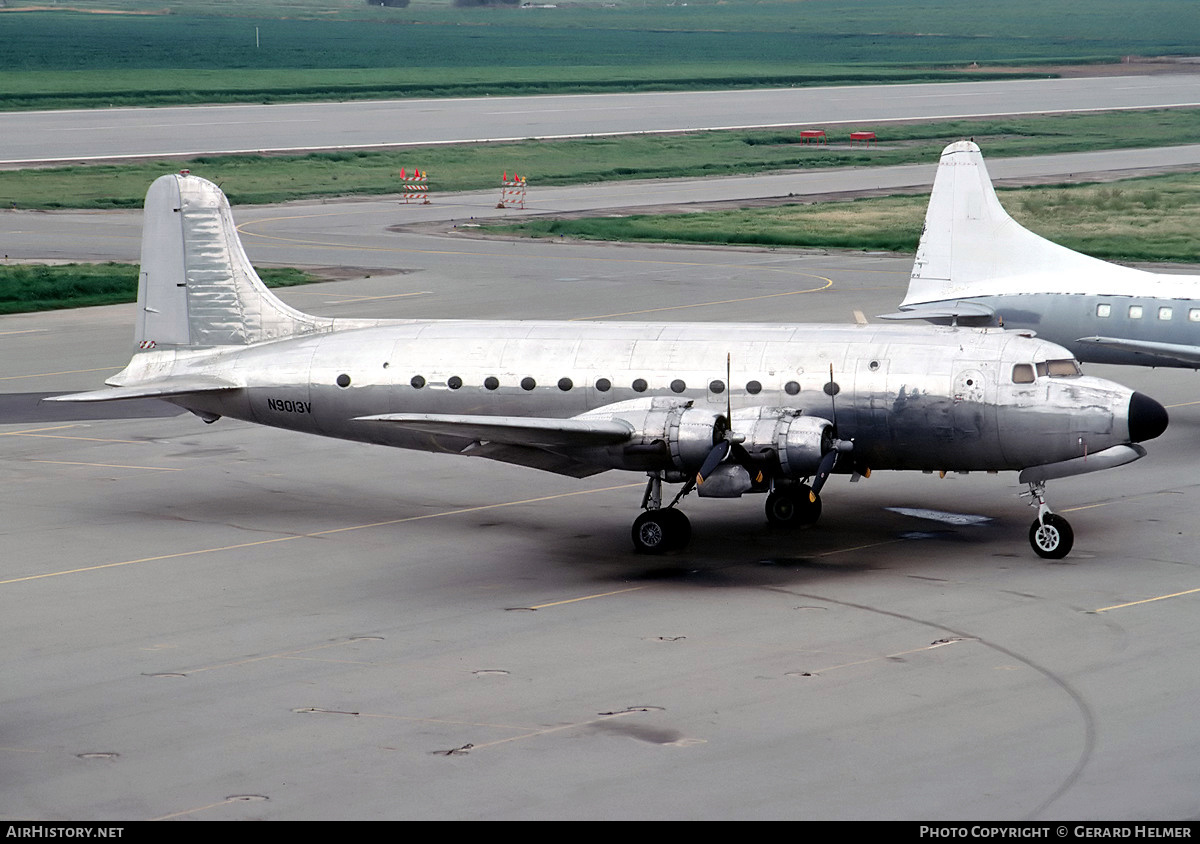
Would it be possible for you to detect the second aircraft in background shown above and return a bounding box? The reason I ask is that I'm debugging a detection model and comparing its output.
[886,140,1200,369]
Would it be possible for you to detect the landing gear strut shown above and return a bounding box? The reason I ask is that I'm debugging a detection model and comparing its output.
[1023,481,1074,559]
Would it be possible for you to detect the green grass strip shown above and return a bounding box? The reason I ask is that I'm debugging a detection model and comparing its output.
[0,263,319,315]
[486,173,1200,263]
[4,109,1200,210]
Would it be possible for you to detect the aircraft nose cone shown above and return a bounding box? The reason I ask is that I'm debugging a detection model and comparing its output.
[1128,391,1169,443]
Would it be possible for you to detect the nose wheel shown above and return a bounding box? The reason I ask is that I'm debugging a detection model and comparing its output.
[1029,513,1074,559]
[1024,481,1074,559]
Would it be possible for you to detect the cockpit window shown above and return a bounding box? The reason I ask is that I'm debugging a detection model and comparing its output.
[1012,364,1035,384]
[1029,359,1081,380]
[1046,359,1081,378]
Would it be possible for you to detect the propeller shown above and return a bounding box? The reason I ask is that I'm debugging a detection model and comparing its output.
[695,354,746,485]
[812,363,852,494]
[693,359,851,493]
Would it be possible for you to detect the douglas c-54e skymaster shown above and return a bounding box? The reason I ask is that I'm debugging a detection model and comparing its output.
[51,173,1168,559]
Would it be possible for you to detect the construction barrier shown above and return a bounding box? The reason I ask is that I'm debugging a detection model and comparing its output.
[799,130,826,144]
[850,131,877,146]
[497,172,527,209]
[401,182,430,204]
[399,168,430,204]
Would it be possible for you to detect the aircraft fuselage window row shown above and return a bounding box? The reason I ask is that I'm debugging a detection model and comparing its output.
[1011,359,1081,385]
[1095,303,1200,322]
[401,375,804,395]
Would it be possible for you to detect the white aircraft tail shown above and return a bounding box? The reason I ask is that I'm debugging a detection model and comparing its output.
[134,172,335,350]
[901,140,1124,308]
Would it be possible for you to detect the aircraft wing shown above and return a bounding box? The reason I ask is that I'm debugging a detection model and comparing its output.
[355,413,635,449]
[356,413,639,478]
[1075,336,1200,367]
[43,377,241,403]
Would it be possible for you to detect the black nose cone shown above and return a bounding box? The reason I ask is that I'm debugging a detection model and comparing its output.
[1129,392,1169,442]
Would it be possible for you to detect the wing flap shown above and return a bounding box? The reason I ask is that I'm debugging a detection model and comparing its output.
[355,413,635,449]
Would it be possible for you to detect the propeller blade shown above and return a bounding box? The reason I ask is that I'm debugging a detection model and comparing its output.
[697,440,731,482]
[811,448,839,494]
[827,363,838,433]
[726,353,733,425]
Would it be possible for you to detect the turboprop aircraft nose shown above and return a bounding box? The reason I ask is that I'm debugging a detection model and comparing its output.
[1128,392,1169,443]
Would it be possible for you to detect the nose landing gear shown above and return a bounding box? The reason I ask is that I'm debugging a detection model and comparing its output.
[1024,481,1074,559]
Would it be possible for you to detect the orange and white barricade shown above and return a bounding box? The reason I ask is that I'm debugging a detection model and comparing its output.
[497,172,527,209]
[399,168,430,204]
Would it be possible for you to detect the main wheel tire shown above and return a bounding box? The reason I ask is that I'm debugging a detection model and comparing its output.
[659,507,692,550]
[1029,513,1074,559]
[632,509,690,554]
[765,486,821,528]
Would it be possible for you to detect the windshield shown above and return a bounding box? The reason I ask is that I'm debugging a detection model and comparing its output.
[1013,358,1081,384]
[1037,359,1082,378]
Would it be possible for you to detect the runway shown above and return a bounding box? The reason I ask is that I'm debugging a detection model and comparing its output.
[5,77,1200,817]
[4,75,1200,164]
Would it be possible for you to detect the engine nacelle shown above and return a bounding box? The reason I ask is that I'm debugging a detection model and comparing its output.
[576,399,833,479]
[575,397,726,473]
[731,406,833,480]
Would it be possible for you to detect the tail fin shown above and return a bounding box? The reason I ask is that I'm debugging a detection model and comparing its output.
[136,172,334,350]
[901,140,1122,308]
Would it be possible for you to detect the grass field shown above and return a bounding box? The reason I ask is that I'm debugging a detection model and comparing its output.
[5,109,1200,209]
[484,172,1200,263]
[0,263,319,314]
[2,1,1199,108]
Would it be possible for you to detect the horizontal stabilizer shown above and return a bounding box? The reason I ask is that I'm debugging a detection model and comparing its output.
[356,413,635,449]
[879,300,997,323]
[1075,337,1200,367]
[1018,444,1146,485]
[44,377,240,403]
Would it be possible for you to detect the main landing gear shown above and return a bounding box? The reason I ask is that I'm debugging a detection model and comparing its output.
[764,483,822,529]
[631,507,692,554]
[631,472,693,554]
[1024,481,1074,560]
[631,474,825,554]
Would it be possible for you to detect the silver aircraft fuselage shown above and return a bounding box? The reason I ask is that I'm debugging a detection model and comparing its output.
[151,319,1144,477]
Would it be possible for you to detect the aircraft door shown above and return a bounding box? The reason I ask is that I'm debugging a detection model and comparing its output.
[951,362,1001,454]
[851,356,891,442]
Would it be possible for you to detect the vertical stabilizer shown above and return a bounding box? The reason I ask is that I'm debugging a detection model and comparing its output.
[135,173,335,350]
[902,141,1123,308]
